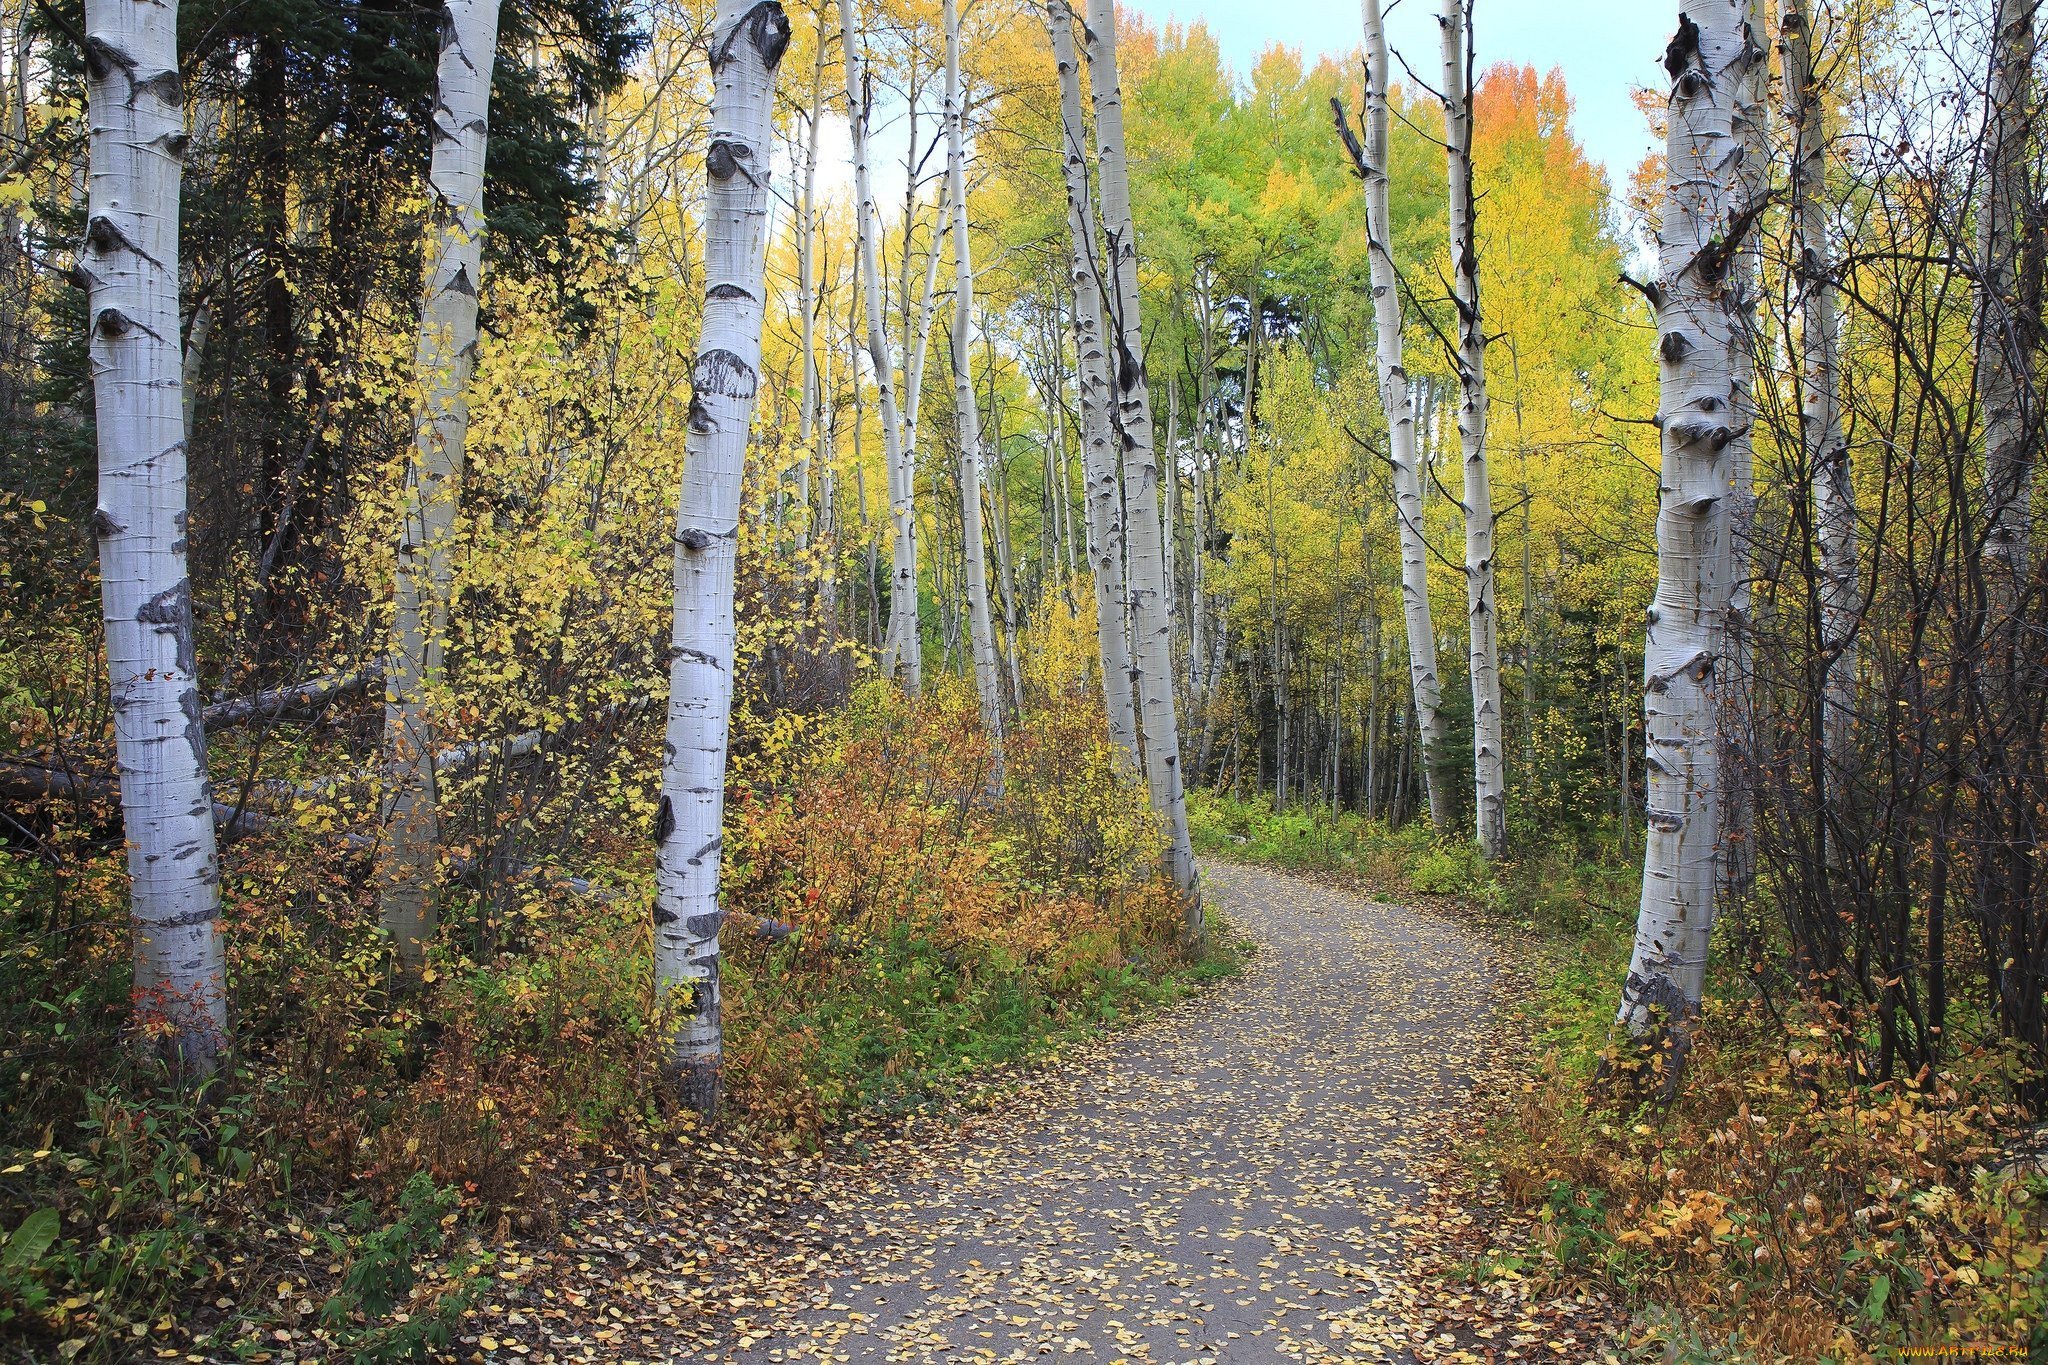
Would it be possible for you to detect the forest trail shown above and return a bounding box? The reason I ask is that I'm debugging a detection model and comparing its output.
[646,862,1616,1363]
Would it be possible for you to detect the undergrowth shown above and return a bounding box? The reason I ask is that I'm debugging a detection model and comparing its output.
[0,668,1232,1362]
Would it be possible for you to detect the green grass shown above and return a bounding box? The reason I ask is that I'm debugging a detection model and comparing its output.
[1189,788,1635,935]
[1187,788,1432,875]
[731,906,1250,1132]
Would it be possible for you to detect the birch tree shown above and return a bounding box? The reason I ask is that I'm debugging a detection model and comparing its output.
[1721,0,1769,905]
[1616,1,1758,1055]
[1975,0,2040,596]
[943,0,1005,760]
[1343,0,1451,830]
[1046,0,1140,772]
[1439,0,1507,860]
[377,0,503,973]
[842,0,920,694]
[1780,0,1858,812]
[84,0,228,1069]
[653,0,790,1117]
[1082,0,1198,912]
[796,0,831,517]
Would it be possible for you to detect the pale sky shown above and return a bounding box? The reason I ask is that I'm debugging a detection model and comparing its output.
[1122,0,1671,218]
[795,0,1674,240]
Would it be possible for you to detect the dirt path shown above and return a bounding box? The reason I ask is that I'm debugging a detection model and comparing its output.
[471,861,1621,1363]
[673,862,1608,1364]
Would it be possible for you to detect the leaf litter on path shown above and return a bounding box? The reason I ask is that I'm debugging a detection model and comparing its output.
[456,862,1623,1364]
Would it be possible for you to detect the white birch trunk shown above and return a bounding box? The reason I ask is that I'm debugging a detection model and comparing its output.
[844,0,920,692]
[819,320,841,637]
[1163,380,1179,704]
[1046,0,1140,773]
[1780,0,1858,811]
[85,0,228,1069]
[1976,0,2039,593]
[1083,0,1198,913]
[653,0,790,1116]
[377,0,502,971]
[1618,1,1756,1046]
[1356,0,1451,830]
[1720,0,1769,905]
[888,183,948,669]
[1440,0,1506,858]
[943,0,1005,763]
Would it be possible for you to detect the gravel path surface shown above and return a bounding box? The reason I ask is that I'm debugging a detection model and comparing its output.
[712,862,1511,1363]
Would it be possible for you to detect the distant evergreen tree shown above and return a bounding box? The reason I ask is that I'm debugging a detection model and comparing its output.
[12,0,643,652]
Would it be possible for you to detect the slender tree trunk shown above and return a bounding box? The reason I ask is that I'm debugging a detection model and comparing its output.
[1332,484,1345,804]
[1781,0,1858,839]
[819,316,841,649]
[1194,622,1227,783]
[796,1,827,512]
[653,0,789,1117]
[1347,0,1450,829]
[943,0,1005,766]
[987,345,1029,711]
[1617,2,1756,1056]
[1440,0,1507,859]
[378,0,503,972]
[1083,0,1197,912]
[1191,267,1216,716]
[181,295,212,445]
[1046,0,1140,770]
[1269,452,1285,809]
[843,0,920,693]
[887,180,950,680]
[1975,0,2040,595]
[86,0,228,1070]
[1366,514,1382,818]
[1163,379,1180,710]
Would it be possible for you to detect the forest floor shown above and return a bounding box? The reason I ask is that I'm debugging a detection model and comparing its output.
[458,862,1624,1364]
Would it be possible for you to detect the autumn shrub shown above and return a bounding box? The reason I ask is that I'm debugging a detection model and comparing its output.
[0,584,1225,1358]
[716,672,1206,1145]
[1486,929,2048,1360]
[1186,786,2048,1351]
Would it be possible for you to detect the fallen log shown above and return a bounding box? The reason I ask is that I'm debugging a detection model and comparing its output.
[202,667,382,733]
[0,758,274,839]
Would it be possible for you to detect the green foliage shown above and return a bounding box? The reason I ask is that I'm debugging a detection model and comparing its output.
[317,1173,485,1365]
[1407,845,1480,896]
[1185,789,1631,942]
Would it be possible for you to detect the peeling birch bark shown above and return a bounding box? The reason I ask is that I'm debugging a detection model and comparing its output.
[83,0,228,1068]
[653,0,789,1117]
